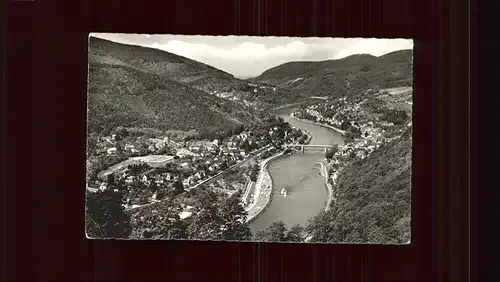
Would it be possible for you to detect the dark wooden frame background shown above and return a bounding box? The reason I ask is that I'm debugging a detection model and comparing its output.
[4,0,474,281]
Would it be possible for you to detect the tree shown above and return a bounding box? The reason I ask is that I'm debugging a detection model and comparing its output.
[148,181,159,194]
[383,109,408,125]
[249,165,259,181]
[107,174,115,186]
[219,192,252,241]
[114,127,129,141]
[340,120,351,131]
[187,203,224,240]
[130,200,187,239]
[156,187,167,200]
[86,190,132,238]
[116,140,125,152]
[255,221,288,242]
[172,180,185,196]
[157,145,173,155]
[185,189,225,240]
[285,225,305,242]
[87,133,98,156]
[238,139,250,151]
[255,220,306,243]
[325,145,339,159]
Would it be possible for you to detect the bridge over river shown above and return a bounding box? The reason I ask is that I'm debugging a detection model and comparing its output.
[248,107,344,234]
[283,144,334,153]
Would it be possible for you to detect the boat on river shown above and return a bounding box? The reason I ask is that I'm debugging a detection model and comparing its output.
[281,187,288,198]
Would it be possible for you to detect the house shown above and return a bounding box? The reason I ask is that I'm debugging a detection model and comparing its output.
[179,211,193,219]
[124,144,135,151]
[155,141,165,149]
[194,171,205,180]
[182,178,190,187]
[99,182,107,191]
[142,175,148,183]
[189,146,201,152]
[176,148,198,157]
[107,147,117,155]
[125,176,135,184]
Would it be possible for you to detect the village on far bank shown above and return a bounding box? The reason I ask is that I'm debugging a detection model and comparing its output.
[293,87,413,198]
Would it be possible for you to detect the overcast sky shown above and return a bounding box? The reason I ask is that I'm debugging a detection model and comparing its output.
[91,33,413,79]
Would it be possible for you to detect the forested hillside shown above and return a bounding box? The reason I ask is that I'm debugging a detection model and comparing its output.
[306,126,412,244]
[87,61,260,137]
[251,50,413,99]
[89,37,308,110]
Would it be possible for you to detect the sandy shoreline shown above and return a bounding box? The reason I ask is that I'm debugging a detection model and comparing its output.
[244,152,287,223]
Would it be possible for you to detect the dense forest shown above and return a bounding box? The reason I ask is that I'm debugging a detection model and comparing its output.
[306,126,412,244]
[86,186,253,241]
[87,62,261,137]
[251,50,413,99]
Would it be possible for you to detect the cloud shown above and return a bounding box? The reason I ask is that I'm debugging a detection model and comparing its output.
[148,39,332,78]
[149,40,309,62]
[148,38,412,78]
[92,33,413,78]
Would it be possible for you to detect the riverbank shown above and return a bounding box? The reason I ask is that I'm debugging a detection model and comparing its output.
[319,160,341,212]
[244,152,287,223]
[291,111,340,213]
[290,113,346,136]
[318,161,333,212]
[244,132,313,223]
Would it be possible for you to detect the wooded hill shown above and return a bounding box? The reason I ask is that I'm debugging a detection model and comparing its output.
[88,37,265,137]
[251,50,413,99]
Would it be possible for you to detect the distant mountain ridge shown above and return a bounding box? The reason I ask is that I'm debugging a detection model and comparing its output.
[251,50,413,98]
[89,37,307,108]
[87,37,414,138]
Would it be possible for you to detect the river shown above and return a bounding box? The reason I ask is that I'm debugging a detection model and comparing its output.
[248,107,344,234]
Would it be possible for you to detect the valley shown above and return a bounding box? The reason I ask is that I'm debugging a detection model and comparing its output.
[86,36,412,244]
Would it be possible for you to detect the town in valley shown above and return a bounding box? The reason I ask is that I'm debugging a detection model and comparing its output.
[86,34,413,244]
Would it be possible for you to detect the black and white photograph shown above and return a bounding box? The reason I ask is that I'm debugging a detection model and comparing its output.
[85,33,413,244]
